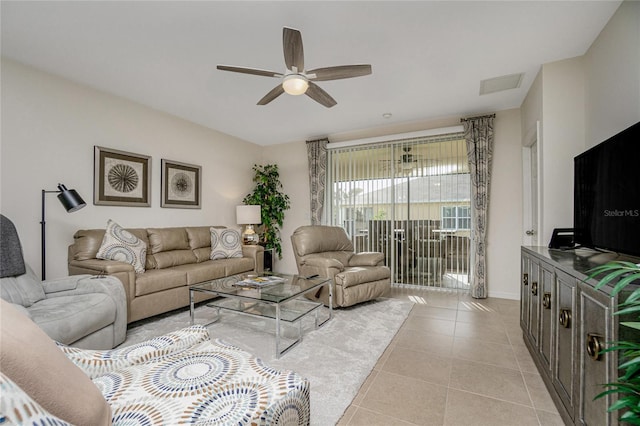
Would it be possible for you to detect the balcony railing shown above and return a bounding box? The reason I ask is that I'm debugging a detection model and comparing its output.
[352,220,470,289]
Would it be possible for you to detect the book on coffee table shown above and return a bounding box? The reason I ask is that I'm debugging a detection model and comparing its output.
[236,276,285,287]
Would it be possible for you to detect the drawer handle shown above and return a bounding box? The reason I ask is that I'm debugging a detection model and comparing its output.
[523,273,528,286]
[531,281,538,296]
[586,333,604,361]
[542,292,551,309]
[559,308,571,328]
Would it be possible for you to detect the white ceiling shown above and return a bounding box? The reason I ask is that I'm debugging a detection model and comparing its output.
[1,1,620,146]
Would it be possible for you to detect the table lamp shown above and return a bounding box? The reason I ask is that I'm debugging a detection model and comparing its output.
[236,205,261,244]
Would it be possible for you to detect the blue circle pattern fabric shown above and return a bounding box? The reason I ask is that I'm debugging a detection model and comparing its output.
[63,326,310,425]
[210,228,243,260]
[96,219,147,273]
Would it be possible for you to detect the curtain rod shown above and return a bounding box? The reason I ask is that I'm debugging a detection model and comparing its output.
[326,125,464,150]
[306,137,329,144]
[460,113,496,122]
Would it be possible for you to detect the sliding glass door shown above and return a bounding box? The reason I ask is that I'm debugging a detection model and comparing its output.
[327,133,471,289]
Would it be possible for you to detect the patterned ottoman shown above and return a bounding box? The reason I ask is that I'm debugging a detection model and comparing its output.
[2,324,310,425]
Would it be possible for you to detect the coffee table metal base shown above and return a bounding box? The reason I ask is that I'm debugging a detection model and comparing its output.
[189,278,332,358]
[207,298,327,357]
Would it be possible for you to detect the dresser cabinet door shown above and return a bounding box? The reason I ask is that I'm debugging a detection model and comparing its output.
[554,269,577,419]
[579,282,616,426]
[529,258,540,346]
[521,255,531,335]
[539,264,555,374]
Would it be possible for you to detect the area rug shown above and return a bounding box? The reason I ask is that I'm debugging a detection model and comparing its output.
[122,297,413,425]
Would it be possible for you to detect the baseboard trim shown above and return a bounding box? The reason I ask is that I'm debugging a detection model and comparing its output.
[488,290,520,300]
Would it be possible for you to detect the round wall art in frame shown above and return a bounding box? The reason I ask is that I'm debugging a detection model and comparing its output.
[161,159,202,209]
[94,146,151,207]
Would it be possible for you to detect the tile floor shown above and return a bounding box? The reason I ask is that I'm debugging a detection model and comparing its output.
[337,286,565,426]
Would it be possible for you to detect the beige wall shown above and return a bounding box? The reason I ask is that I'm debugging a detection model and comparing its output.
[521,70,542,146]
[540,56,586,243]
[487,109,523,299]
[261,141,309,274]
[522,56,586,245]
[1,59,262,279]
[520,0,638,249]
[584,0,640,148]
[267,110,524,300]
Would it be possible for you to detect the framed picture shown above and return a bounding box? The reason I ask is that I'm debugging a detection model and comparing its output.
[94,146,151,207]
[161,159,202,209]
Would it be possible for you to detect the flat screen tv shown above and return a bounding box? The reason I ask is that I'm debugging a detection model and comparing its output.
[574,121,640,258]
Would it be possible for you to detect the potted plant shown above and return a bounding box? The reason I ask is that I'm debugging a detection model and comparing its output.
[589,261,640,424]
[243,164,290,259]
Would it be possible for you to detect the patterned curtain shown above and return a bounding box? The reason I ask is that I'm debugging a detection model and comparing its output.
[306,138,328,225]
[462,114,495,299]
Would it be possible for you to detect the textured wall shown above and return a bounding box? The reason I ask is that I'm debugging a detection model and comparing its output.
[1,59,262,279]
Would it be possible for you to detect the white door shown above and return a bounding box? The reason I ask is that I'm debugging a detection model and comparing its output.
[523,124,540,246]
[529,142,539,244]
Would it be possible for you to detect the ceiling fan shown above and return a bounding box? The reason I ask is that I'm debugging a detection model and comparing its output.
[380,147,426,171]
[400,147,421,166]
[217,27,372,108]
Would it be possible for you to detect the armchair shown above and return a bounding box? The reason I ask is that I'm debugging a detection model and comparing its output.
[291,225,391,307]
[0,214,126,349]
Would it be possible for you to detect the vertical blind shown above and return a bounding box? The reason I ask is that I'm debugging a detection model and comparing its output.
[327,133,471,289]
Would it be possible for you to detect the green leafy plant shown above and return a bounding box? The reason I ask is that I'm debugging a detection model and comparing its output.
[373,210,387,220]
[590,261,640,424]
[243,164,290,259]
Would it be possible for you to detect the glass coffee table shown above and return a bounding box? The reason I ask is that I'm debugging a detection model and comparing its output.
[189,274,332,358]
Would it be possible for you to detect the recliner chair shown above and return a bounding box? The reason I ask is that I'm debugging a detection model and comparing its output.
[0,214,126,349]
[291,225,391,307]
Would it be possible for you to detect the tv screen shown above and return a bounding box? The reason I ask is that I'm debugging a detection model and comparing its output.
[574,121,640,258]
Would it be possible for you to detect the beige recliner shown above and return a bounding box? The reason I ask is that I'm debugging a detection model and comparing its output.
[291,225,391,307]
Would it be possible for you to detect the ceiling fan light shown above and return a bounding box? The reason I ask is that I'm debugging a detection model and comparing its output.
[282,74,309,95]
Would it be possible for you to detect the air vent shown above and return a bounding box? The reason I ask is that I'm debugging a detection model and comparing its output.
[479,73,524,95]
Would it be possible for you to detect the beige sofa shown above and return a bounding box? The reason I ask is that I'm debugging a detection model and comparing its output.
[68,226,263,323]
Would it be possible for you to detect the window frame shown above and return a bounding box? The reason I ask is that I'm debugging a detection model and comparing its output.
[441,205,471,231]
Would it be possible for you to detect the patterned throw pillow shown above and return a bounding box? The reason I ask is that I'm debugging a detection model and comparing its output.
[96,219,146,273]
[210,228,243,260]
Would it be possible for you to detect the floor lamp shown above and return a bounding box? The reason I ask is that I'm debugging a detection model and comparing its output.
[41,183,86,280]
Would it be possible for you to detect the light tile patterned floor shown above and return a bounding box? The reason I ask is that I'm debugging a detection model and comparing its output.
[337,286,564,426]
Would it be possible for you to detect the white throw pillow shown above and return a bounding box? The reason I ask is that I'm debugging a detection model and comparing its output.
[96,219,146,273]
[210,228,243,260]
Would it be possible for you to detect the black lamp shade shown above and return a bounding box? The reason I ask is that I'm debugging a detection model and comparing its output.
[56,184,86,212]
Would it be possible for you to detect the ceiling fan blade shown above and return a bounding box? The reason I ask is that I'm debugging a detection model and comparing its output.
[283,27,304,72]
[257,85,285,105]
[307,64,372,81]
[217,65,282,78]
[306,81,337,108]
